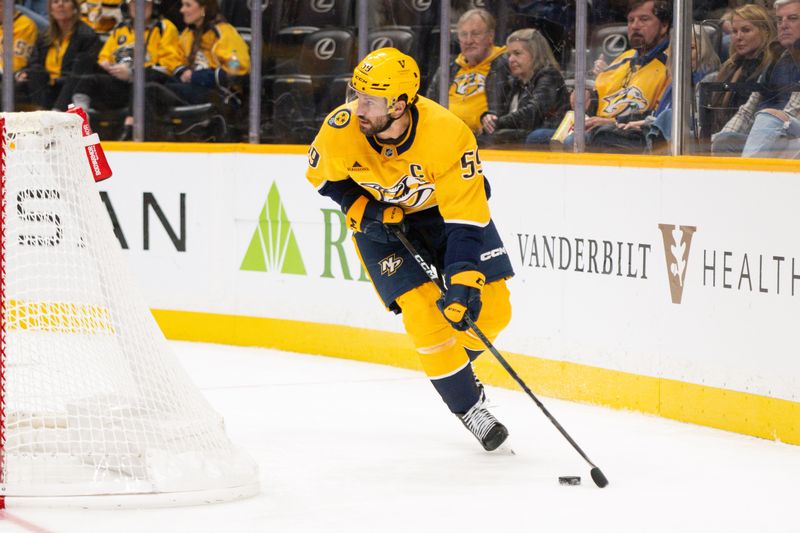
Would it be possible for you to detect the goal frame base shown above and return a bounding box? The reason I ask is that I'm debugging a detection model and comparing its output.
[0,481,260,509]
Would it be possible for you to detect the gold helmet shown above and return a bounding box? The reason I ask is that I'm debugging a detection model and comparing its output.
[350,47,420,112]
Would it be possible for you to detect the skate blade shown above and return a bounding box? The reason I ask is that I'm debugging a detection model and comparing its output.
[488,442,515,455]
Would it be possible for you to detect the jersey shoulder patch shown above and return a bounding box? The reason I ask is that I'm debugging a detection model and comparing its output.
[327,108,351,129]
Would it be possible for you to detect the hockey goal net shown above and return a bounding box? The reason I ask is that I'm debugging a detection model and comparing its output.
[0,111,259,507]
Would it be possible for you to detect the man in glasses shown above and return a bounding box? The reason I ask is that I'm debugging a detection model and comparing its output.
[306,48,515,452]
[426,8,509,135]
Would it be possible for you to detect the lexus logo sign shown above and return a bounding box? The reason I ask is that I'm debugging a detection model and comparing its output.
[310,0,334,13]
[602,34,628,57]
[411,0,431,12]
[371,37,394,50]
[314,38,336,60]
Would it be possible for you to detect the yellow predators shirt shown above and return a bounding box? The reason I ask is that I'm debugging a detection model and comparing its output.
[179,22,250,75]
[594,45,669,119]
[0,12,38,73]
[448,45,506,133]
[306,95,490,228]
[99,19,183,75]
[45,32,73,82]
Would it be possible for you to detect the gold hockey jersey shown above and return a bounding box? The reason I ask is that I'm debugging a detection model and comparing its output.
[0,11,38,73]
[178,22,250,75]
[306,95,490,229]
[595,40,670,120]
[98,18,183,75]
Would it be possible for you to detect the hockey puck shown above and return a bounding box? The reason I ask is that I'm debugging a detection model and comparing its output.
[558,476,581,486]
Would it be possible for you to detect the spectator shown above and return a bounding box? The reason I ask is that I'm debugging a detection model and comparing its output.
[705,4,778,136]
[425,8,508,135]
[564,0,672,151]
[478,28,568,147]
[165,0,249,105]
[617,25,722,151]
[711,0,800,158]
[136,0,248,140]
[80,0,122,33]
[59,0,182,141]
[20,0,100,110]
[0,0,39,78]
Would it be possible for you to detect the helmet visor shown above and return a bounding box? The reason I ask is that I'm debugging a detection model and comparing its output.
[346,82,391,112]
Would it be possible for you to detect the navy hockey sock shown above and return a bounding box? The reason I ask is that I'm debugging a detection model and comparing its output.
[430,364,482,414]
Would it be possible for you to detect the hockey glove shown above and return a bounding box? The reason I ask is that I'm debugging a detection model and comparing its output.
[437,262,486,331]
[345,195,405,244]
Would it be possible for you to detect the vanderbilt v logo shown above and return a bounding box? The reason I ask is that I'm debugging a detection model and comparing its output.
[658,224,697,304]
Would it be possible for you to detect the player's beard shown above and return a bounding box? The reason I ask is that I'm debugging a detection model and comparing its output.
[358,113,394,136]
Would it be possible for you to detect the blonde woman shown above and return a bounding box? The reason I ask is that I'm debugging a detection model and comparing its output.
[708,4,778,135]
[21,0,99,109]
[479,28,568,146]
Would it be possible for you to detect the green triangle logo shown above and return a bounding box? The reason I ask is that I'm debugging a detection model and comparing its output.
[240,182,306,275]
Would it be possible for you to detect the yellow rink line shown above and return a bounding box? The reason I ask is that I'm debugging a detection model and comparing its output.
[153,309,799,446]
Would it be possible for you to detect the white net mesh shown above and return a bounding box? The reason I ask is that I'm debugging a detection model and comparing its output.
[0,111,258,504]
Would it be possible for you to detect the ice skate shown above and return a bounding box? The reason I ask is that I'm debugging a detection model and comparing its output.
[457,391,509,452]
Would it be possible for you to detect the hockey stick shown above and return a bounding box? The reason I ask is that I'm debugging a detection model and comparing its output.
[390,226,609,488]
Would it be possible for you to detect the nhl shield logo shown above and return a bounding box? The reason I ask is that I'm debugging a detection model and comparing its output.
[384,147,394,157]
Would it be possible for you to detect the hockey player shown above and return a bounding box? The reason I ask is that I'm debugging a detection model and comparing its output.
[306,48,514,452]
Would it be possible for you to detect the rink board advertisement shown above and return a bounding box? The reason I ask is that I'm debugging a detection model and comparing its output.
[99,147,800,443]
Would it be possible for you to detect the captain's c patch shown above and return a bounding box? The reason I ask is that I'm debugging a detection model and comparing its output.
[328,109,351,128]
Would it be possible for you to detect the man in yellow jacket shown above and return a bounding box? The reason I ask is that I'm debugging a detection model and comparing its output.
[0,0,38,77]
[425,8,509,134]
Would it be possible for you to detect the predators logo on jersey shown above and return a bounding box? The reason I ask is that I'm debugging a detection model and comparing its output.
[362,172,434,210]
[452,72,486,97]
[306,96,491,227]
[601,86,649,118]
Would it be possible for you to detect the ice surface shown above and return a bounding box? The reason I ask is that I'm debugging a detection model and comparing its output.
[1,341,798,533]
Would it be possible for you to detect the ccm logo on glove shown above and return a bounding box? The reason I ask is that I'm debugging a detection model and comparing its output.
[439,264,486,331]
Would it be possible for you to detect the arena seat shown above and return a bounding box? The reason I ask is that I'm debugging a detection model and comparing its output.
[265,28,356,143]
[367,26,416,55]
[590,23,628,62]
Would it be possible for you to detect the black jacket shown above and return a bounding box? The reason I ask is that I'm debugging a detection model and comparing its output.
[484,65,570,136]
[28,21,101,79]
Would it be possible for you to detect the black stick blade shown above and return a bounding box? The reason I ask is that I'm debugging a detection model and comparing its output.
[590,467,609,488]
